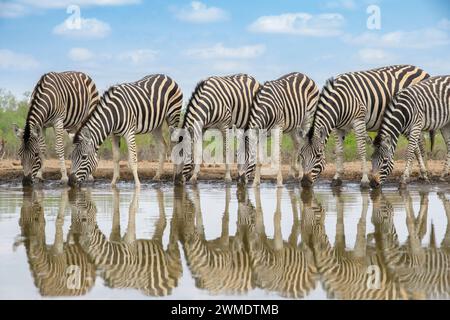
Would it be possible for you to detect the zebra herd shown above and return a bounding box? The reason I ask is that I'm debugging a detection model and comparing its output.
[13,65,450,188]
[16,186,450,298]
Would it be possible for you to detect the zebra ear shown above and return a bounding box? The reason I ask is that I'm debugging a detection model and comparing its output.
[297,128,306,139]
[13,124,23,139]
[31,126,41,137]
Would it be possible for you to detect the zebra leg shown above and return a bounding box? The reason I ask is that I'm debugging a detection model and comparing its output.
[417,134,429,180]
[54,122,68,183]
[152,127,167,181]
[353,190,368,258]
[52,189,68,255]
[439,125,450,180]
[414,145,429,183]
[189,136,201,184]
[223,128,232,183]
[400,129,421,188]
[124,132,141,188]
[332,129,346,187]
[353,120,370,188]
[289,130,301,179]
[220,185,230,247]
[111,135,121,187]
[288,187,301,246]
[253,139,262,187]
[110,187,121,242]
[275,126,283,187]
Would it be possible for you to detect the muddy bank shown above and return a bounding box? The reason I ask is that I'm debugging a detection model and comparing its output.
[0,159,447,183]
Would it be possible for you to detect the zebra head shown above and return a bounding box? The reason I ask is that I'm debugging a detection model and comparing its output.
[173,127,194,184]
[69,127,98,187]
[370,134,395,188]
[300,127,327,187]
[237,128,257,185]
[14,124,45,186]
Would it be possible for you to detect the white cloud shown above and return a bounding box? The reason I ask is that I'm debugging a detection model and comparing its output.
[357,48,395,64]
[173,1,229,23]
[53,17,111,39]
[185,43,265,59]
[325,0,356,10]
[0,49,39,70]
[117,49,158,64]
[248,12,345,37]
[344,25,450,49]
[68,47,95,61]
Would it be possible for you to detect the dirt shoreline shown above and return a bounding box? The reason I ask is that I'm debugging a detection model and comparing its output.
[0,159,447,183]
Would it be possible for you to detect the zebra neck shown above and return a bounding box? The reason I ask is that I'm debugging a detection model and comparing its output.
[85,111,114,150]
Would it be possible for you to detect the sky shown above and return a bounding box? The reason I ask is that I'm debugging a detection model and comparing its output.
[1,0,450,100]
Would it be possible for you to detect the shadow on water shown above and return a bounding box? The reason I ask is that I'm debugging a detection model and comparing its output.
[10,183,450,299]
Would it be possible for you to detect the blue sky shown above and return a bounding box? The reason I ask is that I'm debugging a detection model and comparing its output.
[1,0,450,99]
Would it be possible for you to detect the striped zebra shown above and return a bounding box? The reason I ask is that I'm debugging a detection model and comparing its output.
[68,74,183,188]
[376,191,450,299]
[370,75,450,188]
[175,185,254,294]
[237,72,319,187]
[299,65,430,188]
[173,74,260,184]
[13,71,99,186]
[76,187,182,296]
[15,189,96,297]
[305,189,412,299]
[0,138,5,159]
[244,186,319,298]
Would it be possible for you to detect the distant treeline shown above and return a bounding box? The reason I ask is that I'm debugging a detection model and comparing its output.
[0,89,446,162]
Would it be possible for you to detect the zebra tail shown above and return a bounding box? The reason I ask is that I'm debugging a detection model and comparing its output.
[430,130,435,152]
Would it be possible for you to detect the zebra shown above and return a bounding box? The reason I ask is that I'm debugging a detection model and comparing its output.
[75,187,183,296]
[173,74,260,184]
[370,75,450,189]
[15,189,96,297]
[237,72,319,187]
[309,189,410,299]
[376,190,450,299]
[13,71,99,186]
[299,65,430,188]
[243,186,319,299]
[68,74,183,188]
[175,185,254,294]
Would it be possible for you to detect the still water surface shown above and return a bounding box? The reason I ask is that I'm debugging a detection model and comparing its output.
[0,181,449,299]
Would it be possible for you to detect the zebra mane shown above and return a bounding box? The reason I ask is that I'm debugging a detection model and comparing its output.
[182,79,207,128]
[23,74,48,144]
[324,77,335,90]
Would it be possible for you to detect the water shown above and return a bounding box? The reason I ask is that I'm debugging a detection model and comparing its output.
[0,181,449,300]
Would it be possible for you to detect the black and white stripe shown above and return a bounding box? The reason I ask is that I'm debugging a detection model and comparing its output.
[238,72,319,186]
[371,75,450,188]
[76,188,182,296]
[174,74,260,184]
[13,71,99,186]
[300,65,429,188]
[68,74,183,187]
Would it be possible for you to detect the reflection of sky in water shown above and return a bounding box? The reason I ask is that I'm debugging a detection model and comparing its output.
[0,182,448,300]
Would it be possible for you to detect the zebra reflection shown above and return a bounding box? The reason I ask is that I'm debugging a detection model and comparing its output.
[175,185,254,295]
[376,191,450,299]
[15,189,96,297]
[74,187,182,296]
[243,186,319,299]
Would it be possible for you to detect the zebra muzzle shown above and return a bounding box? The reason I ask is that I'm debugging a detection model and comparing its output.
[68,173,79,187]
[22,175,33,186]
[301,174,313,188]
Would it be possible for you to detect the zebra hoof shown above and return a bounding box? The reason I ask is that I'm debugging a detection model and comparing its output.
[152,175,161,181]
[253,181,261,188]
[60,177,68,184]
[331,178,342,187]
[439,176,448,182]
